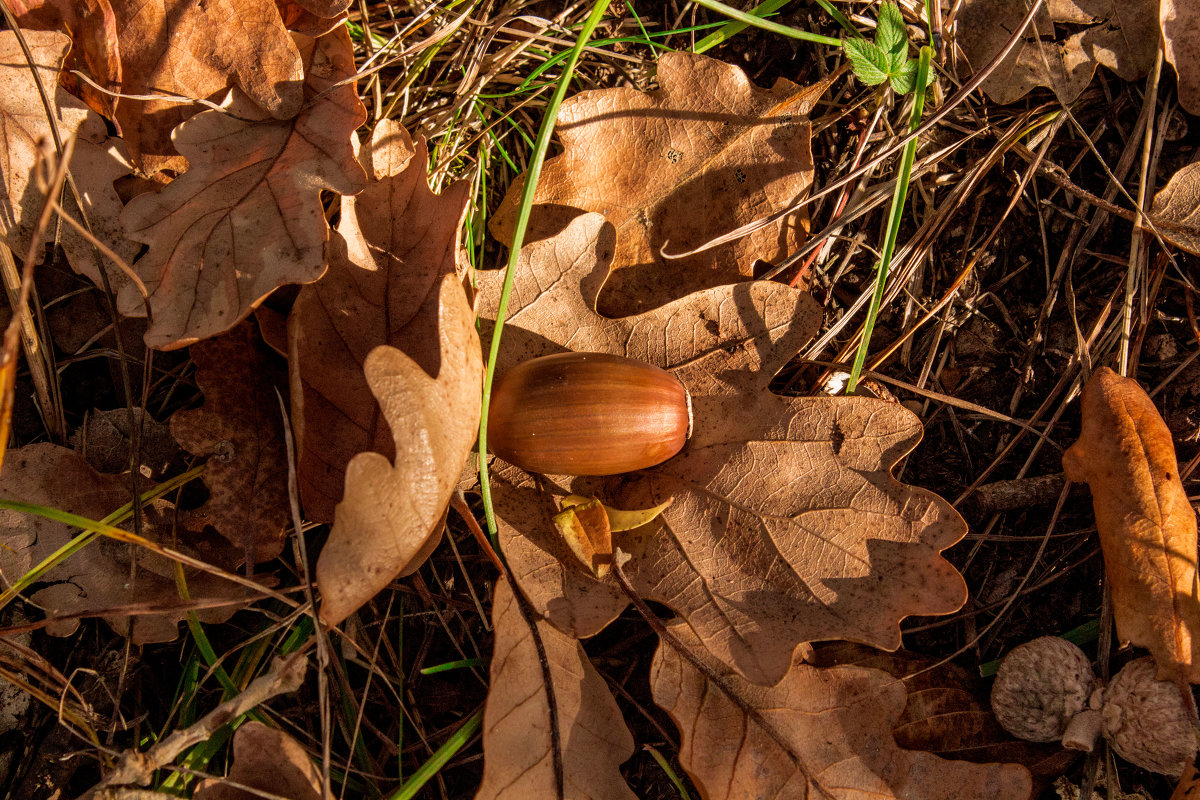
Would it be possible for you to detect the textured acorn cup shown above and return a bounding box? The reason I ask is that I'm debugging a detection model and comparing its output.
[487,352,691,476]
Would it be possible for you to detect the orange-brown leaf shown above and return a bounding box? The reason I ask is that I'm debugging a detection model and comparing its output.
[478,214,968,686]
[475,578,636,800]
[957,0,1157,105]
[117,28,367,349]
[491,52,821,317]
[193,721,321,800]
[110,0,304,172]
[653,624,1031,800]
[1062,367,1200,684]
[170,323,289,565]
[316,274,482,626]
[289,121,470,523]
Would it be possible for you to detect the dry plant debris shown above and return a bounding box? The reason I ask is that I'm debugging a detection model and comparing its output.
[0,1,1197,797]
[491,51,824,316]
[1151,161,1200,256]
[0,444,244,643]
[475,578,636,800]
[956,0,1158,104]
[169,322,289,566]
[315,273,481,626]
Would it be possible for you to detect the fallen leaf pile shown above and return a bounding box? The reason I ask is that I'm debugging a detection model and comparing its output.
[1,3,1199,796]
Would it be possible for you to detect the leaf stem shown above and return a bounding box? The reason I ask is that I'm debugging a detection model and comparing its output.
[478,0,613,542]
[845,45,932,394]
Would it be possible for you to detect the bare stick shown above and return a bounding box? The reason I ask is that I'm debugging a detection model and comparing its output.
[84,653,307,795]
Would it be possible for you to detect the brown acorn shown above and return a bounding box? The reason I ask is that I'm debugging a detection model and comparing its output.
[487,352,691,476]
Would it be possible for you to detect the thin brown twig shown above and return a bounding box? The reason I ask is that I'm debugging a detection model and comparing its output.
[84,653,308,795]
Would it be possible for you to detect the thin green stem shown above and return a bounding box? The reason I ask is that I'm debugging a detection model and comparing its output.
[693,0,791,53]
[387,708,484,800]
[846,46,932,394]
[478,0,613,542]
[690,0,841,46]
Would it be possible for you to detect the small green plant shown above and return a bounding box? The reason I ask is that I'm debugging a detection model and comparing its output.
[842,2,934,95]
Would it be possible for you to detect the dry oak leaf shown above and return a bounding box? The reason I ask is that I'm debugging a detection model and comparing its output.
[289,120,470,523]
[117,27,367,350]
[1062,366,1200,685]
[171,323,289,565]
[110,0,305,173]
[0,443,245,644]
[490,51,821,318]
[478,213,968,686]
[0,30,137,290]
[1162,0,1200,114]
[652,623,1032,800]
[316,273,482,626]
[956,0,1158,105]
[193,721,321,800]
[811,643,1077,795]
[1149,161,1200,256]
[474,578,636,800]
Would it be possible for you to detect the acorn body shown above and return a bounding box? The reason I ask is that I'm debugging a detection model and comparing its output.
[488,352,691,476]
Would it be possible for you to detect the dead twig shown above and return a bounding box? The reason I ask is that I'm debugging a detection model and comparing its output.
[82,653,308,796]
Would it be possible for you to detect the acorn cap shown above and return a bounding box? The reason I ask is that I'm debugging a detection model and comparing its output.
[1102,657,1198,776]
[990,636,1096,742]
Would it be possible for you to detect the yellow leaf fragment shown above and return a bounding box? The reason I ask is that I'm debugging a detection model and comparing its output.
[1062,367,1200,684]
[556,496,673,579]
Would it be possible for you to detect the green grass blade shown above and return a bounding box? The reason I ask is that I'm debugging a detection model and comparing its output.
[388,708,484,800]
[693,0,792,53]
[645,745,694,799]
[478,0,614,541]
[419,657,483,675]
[689,0,841,46]
[846,46,932,394]
[0,465,204,613]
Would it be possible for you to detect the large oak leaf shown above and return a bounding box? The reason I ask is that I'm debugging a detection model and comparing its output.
[117,27,367,350]
[0,444,245,644]
[316,273,482,626]
[956,0,1157,105]
[478,214,968,686]
[0,30,136,289]
[474,578,636,800]
[491,51,820,317]
[111,0,304,173]
[289,120,470,523]
[652,624,1032,799]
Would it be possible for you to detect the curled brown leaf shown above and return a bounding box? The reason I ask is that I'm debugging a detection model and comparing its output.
[1062,367,1200,684]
